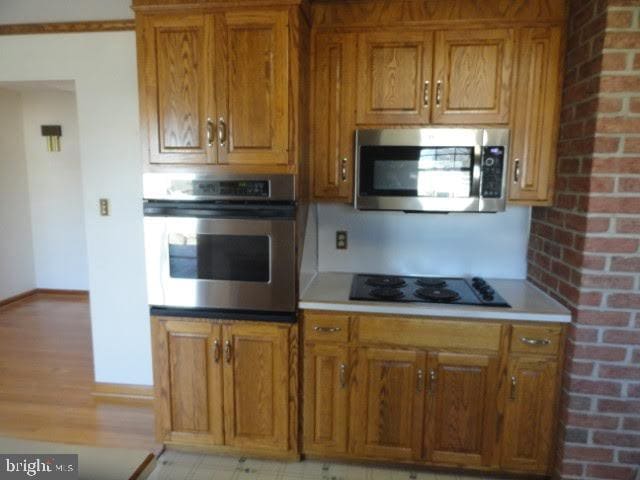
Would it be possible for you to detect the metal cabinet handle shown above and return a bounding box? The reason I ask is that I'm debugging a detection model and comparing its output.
[341,158,348,182]
[213,339,220,363]
[313,326,341,333]
[224,340,232,363]
[218,117,227,147]
[520,337,551,346]
[510,375,517,400]
[416,369,424,393]
[206,118,214,147]
[423,81,430,107]
[513,159,521,183]
[429,369,437,395]
[339,363,347,389]
[435,81,442,108]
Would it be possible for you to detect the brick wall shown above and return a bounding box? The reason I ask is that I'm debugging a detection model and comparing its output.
[527,0,640,479]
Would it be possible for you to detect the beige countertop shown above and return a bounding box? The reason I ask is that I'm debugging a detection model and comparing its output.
[299,272,571,323]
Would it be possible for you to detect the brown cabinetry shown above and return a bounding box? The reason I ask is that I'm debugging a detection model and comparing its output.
[151,317,296,457]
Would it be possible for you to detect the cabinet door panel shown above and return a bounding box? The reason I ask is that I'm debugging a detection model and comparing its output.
[357,32,433,125]
[425,353,497,466]
[139,15,214,165]
[223,323,289,450]
[312,33,356,201]
[432,29,513,124]
[501,356,558,474]
[303,343,349,454]
[509,27,563,204]
[152,319,223,445]
[218,11,289,165]
[351,348,426,460]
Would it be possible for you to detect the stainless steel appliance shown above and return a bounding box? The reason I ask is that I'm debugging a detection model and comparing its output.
[143,173,296,315]
[355,128,509,213]
[350,274,510,307]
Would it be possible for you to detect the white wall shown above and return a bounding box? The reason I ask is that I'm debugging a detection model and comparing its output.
[317,204,531,279]
[0,33,151,386]
[0,0,133,24]
[21,89,89,290]
[0,88,36,300]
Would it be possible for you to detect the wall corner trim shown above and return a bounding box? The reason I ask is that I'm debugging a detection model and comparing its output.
[0,20,135,35]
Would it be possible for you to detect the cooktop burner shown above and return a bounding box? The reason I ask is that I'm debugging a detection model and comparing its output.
[349,274,510,307]
[366,276,407,288]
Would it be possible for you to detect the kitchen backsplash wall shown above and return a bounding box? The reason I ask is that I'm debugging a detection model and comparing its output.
[316,203,531,279]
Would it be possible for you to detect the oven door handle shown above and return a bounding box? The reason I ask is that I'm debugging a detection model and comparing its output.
[143,203,295,220]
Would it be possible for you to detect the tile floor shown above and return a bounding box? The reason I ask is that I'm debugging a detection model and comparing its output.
[147,450,511,480]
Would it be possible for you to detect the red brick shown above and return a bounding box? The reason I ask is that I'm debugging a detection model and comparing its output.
[581,274,635,289]
[604,32,640,49]
[635,52,640,70]
[556,194,578,209]
[616,218,640,234]
[593,431,640,448]
[625,417,640,430]
[563,445,613,462]
[574,344,628,361]
[576,310,631,326]
[581,236,639,253]
[570,360,596,375]
[572,326,599,342]
[590,157,640,174]
[605,10,633,28]
[560,462,583,476]
[596,116,640,133]
[623,138,640,153]
[600,52,627,71]
[591,176,616,192]
[603,329,640,345]
[599,75,640,93]
[629,383,640,397]
[587,197,640,214]
[619,450,640,465]
[580,290,603,307]
[569,378,622,396]
[600,365,640,380]
[594,135,621,153]
[554,229,575,248]
[598,398,640,413]
[619,177,640,192]
[611,256,640,272]
[566,412,619,429]
[608,293,640,309]
[559,157,581,174]
[565,213,610,233]
[586,464,638,480]
[634,349,640,363]
[631,97,640,114]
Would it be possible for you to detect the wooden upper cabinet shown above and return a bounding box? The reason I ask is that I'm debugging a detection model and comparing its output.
[350,347,426,461]
[151,318,224,446]
[501,356,558,474]
[357,32,433,125]
[509,27,563,204]
[432,29,513,124]
[424,352,498,467]
[139,15,214,165]
[312,33,357,201]
[303,343,350,455]
[217,11,289,166]
[222,323,290,450]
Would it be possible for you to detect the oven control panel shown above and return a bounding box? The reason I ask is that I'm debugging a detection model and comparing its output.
[481,146,504,198]
[191,180,269,198]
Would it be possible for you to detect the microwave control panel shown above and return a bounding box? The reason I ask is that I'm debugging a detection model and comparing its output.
[480,147,504,198]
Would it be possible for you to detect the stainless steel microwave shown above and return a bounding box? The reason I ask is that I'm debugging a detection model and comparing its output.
[355,128,510,213]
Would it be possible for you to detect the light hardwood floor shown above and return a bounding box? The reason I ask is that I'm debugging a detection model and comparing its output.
[0,293,156,449]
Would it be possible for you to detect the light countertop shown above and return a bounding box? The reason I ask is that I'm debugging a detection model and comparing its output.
[299,272,571,323]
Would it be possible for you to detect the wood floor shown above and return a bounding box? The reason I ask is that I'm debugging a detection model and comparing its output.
[0,293,156,449]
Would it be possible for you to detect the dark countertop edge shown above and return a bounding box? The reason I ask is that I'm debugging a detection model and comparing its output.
[150,306,297,324]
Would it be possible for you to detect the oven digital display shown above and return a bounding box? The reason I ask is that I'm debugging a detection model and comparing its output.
[191,180,269,197]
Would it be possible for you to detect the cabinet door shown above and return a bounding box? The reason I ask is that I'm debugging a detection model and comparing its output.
[138,15,215,165]
[424,352,498,467]
[222,323,289,450]
[508,27,563,204]
[432,29,513,124]
[217,11,289,166]
[350,348,426,461]
[303,343,350,454]
[312,33,357,201]
[151,318,224,446]
[501,356,558,474]
[356,32,433,125]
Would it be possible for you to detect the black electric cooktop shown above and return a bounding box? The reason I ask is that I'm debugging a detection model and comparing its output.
[349,274,510,307]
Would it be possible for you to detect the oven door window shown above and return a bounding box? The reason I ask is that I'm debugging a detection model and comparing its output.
[168,233,270,283]
[360,146,474,198]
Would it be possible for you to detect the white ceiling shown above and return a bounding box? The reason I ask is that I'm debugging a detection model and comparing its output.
[0,80,76,93]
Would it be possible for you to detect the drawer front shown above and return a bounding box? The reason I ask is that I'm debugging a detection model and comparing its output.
[510,325,563,356]
[356,316,502,352]
[304,312,350,343]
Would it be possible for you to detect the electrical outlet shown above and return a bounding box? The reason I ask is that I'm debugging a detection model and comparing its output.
[99,198,110,216]
[336,231,348,250]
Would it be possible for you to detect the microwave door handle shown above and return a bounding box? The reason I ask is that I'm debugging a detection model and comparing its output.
[471,145,482,197]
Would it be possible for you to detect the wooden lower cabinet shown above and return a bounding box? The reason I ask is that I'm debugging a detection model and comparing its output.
[301,311,564,476]
[151,317,296,457]
[501,356,559,473]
